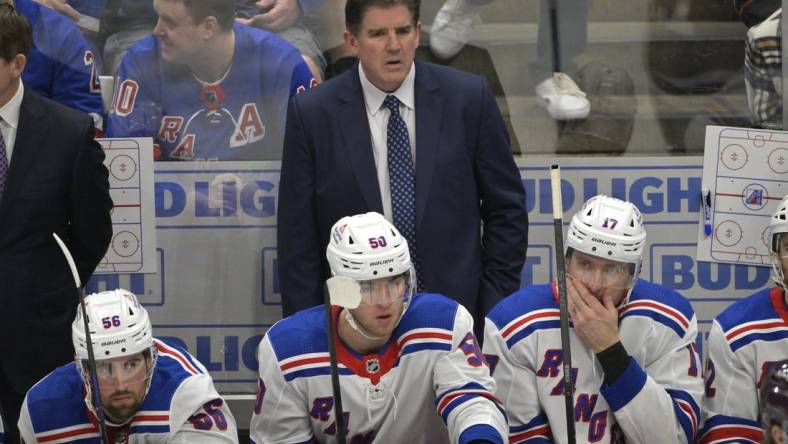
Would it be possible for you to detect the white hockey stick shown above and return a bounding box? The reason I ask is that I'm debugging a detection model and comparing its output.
[550,166,576,444]
[52,233,110,444]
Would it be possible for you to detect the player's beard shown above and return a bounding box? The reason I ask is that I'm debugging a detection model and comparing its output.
[103,389,144,424]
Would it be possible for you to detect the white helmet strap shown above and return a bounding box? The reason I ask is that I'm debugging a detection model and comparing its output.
[343,309,387,341]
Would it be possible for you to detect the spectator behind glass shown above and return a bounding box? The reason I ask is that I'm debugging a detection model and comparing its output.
[744,8,782,130]
[429,0,590,121]
[106,0,315,161]
[2,0,103,131]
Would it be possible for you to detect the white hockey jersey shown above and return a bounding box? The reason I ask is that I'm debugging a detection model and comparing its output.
[699,286,788,444]
[18,338,238,443]
[484,280,703,444]
[250,293,508,444]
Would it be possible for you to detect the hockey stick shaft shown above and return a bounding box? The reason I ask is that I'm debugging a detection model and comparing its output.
[324,288,347,444]
[547,0,563,73]
[52,233,110,444]
[549,166,576,444]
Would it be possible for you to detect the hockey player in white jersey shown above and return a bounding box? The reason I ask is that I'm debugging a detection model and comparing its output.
[761,360,788,444]
[18,289,238,443]
[700,195,788,444]
[484,195,703,443]
[250,212,508,443]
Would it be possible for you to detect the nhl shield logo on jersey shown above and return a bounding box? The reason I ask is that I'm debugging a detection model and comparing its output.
[114,428,129,443]
[365,358,380,374]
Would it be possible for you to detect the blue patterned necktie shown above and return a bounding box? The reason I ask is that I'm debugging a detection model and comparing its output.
[384,95,422,290]
[0,119,7,201]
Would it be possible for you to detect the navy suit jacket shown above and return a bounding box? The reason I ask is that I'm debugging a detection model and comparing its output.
[277,60,527,322]
[0,89,112,393]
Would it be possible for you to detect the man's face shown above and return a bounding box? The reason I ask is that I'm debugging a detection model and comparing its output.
[344,5,420,93]
[0,53,24,108]
[566,250,634,306]
[152,0,206,64]
[778,234,788,282]
[349,275,407,338]
[94,352,152,423]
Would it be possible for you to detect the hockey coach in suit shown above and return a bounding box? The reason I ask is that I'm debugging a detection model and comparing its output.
[277,0,527,331]
[0,5,112,442]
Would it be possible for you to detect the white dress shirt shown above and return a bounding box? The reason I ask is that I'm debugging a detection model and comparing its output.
[358,63,416,222]
[0,81,24,163]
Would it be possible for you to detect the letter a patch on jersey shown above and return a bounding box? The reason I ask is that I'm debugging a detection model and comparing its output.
[230,103,265,148]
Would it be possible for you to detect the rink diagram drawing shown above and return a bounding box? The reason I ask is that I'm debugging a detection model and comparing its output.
[700,127,788,265]
[94,138,157,273]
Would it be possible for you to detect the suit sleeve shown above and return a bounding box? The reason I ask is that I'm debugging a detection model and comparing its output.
[168,375,239,443]
[433,305,507,444]
[473,77,528,315]
[249,334,314,443]
[68,116,112,285]
[698,320,764,443]
[601,317,703,444]
[277,96,325,316]
[482,317,552,444]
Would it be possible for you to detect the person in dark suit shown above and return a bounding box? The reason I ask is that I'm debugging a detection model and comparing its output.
[277,0,527,332]
[0,5,112,442]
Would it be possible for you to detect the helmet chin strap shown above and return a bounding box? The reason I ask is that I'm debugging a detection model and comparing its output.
[344,309,388,341]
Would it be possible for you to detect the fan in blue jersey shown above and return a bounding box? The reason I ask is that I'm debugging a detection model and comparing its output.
[700,194,788,444]
[105,0,315,161]
[18,289,238,443]
[8,0,103,130]
[250,211,508,443]
[484,195,703,443]
[762,360,788,444]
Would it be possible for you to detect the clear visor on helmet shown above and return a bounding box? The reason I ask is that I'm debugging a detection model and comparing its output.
[567,252,637,291]
[327,268,415,309]
[357,270,414,306]
[80,350,154,389]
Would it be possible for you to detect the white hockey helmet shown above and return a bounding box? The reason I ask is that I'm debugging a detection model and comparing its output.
[326,212,412,281]
[767,195,788,289]
[72,289,154,361]
[566,195,647,278]
[326,212,415,339]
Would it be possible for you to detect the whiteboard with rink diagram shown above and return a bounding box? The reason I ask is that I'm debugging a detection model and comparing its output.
[697,126,788,266]
[94,138,157,274]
